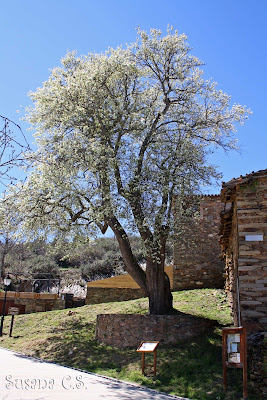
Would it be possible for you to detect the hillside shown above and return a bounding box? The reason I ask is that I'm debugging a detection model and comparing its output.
[0,289,260,400]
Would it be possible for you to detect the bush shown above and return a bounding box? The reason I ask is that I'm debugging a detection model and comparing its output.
[81,248,125,281]
[25,255,60,278]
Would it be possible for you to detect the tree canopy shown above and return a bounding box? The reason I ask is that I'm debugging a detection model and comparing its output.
[1,28,250,313]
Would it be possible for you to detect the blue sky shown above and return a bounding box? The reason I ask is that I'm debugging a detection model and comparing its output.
[1,0,266,193]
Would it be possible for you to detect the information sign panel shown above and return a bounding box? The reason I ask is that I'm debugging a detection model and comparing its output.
[227,333,241,363]
[8,307,20,316]
[222,327,247,400]
[137,342,159,352]
[137,341,159,376]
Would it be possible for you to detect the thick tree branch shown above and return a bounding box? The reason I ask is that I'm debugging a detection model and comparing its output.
[108,216,148,293]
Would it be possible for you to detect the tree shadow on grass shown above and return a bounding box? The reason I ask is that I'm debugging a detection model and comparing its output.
[24,316,261,400]
[31,316,138,372]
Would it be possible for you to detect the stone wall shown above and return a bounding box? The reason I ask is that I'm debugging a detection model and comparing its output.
[236,177,267,332]
[86,287,146,305]
[0,292,65,314]
[85,266,173,305]
[96,313,215,347]
[220,170,267,398]
[173,195,225,290]
[221,198,240,326]
[221,170,267,333]
[248,333,267,397]
[13,298,65,314]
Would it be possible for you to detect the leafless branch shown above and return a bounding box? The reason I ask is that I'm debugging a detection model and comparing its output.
[0,115,31,185]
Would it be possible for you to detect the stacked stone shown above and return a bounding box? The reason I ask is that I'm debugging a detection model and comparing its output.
[221,170,267,332]
[236,177,267,331]
[220,169,267,399]
[13,298,65,313]
[173,195,225,291]
[85,287,146,305]
[96,313,215,348]
[248,333,267,397]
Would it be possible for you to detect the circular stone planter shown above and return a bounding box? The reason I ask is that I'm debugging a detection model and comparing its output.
[96,313,215,348]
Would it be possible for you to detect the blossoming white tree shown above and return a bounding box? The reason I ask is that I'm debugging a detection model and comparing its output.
[3,28,250,314]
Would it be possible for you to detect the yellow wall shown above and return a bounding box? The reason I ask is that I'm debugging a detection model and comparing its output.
[87,265,173,289]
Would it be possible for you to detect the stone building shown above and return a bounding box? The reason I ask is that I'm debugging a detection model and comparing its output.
[173,195,225,290]
[220,169,267,396]
[220,169,267,333]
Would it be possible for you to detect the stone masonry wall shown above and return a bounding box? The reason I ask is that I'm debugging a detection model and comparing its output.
[96,313,215,348]
[248,333,267,397]
[86,287,146,305]
[235,176,267,332]
[13,298,65,314]
[222,197,240,326]
[173,196,225,290]
[0,292,65,314]
[221,170,267,398]
[222,174,267,332]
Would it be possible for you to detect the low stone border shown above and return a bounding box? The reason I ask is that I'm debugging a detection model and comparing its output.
[86,287,145,304]
[96,313,215,347]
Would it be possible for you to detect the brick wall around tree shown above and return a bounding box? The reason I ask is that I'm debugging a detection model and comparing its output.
[96,313,215,348]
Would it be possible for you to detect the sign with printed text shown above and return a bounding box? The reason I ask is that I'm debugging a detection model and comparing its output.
[222,327,247,399]
[8,307,20,315]
[137,341,159,352]
[227,333,241,363]
[136,341,159,376]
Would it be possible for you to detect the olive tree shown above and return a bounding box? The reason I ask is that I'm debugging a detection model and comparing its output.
[2,28,250,314]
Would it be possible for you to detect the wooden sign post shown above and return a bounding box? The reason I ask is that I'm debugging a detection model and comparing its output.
[8,307,20,337]
[222,327,247,400]
[136,341,159,376]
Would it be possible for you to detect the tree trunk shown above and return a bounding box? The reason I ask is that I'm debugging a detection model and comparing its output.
[0,243,8,280]
[0,251,5,279]
[108,217,148,294]
[146,258,173,315]
[108,217,173,314]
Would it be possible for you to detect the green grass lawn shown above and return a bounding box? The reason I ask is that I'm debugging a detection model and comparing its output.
[0,289,261,400]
